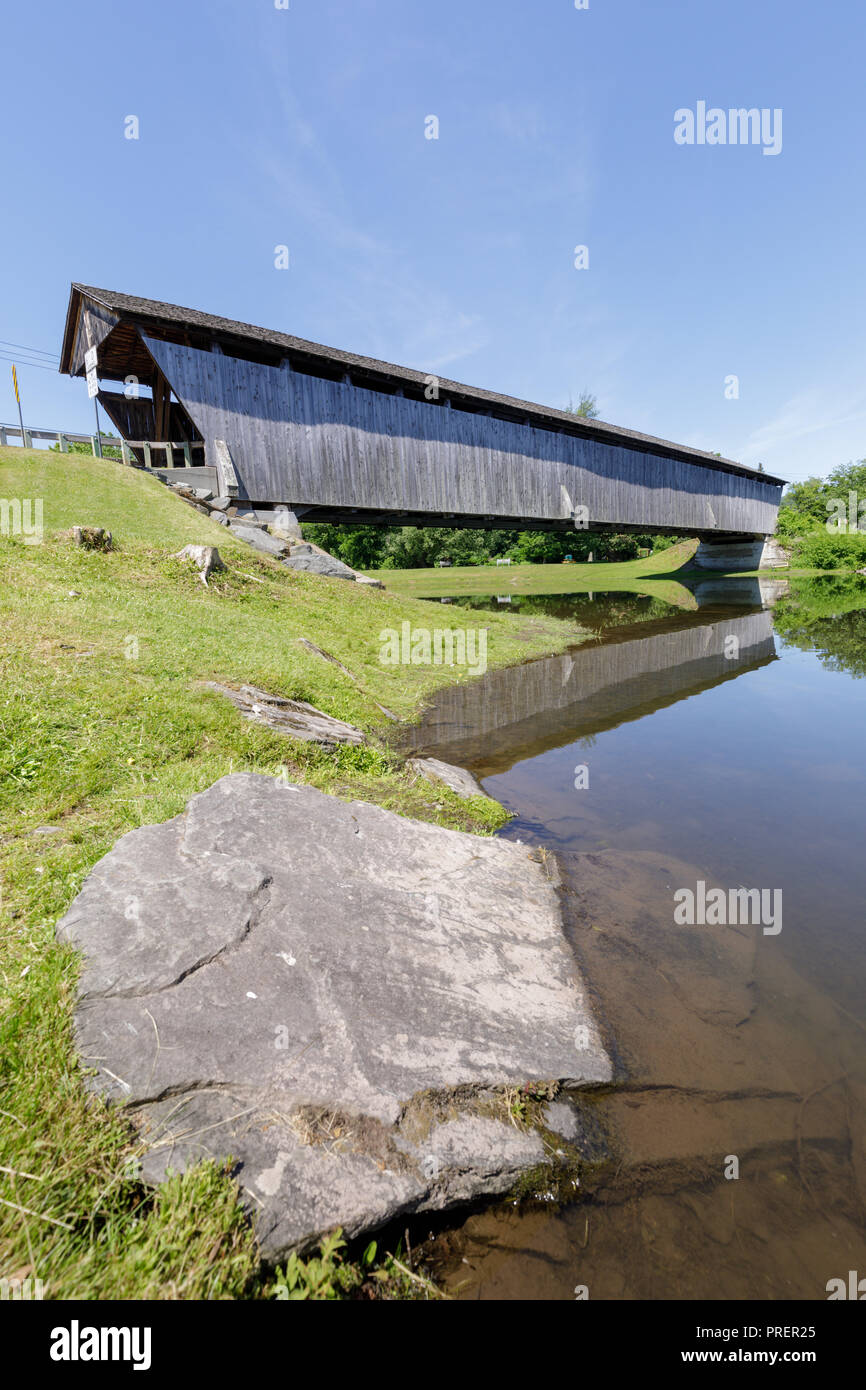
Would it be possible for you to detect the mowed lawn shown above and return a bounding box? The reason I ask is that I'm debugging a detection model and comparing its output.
[0,447,581,1299]
[368,540,702,597]
[370,541,705,609]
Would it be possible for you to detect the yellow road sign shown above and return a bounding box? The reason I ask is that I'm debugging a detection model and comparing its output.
[12,364,19,403]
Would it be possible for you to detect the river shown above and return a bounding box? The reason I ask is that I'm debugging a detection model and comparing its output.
[403,573,866,1300]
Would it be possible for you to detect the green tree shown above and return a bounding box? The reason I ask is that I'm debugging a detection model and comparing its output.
[304,523,393,570]
[565,391,600,420]
[778,475,832,531]
[776,459,866,539]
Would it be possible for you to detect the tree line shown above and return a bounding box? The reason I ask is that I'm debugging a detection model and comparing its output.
[777,457,866,569]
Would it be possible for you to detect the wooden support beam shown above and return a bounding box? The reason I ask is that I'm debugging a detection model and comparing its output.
[152,371,171,441]
[212,439,239,497]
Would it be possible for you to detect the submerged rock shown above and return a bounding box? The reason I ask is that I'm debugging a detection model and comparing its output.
[542,1100,581,1141]
[56,773,610,1255]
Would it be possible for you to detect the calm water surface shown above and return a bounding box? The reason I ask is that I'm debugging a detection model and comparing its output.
[406,576,866,1300]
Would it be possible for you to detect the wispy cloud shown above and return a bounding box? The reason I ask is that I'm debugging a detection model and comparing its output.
[242,56,489,374]
[737,386,866,466]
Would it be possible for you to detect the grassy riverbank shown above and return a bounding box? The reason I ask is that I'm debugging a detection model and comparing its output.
[369,539,829,603]
[0,447,583,1300]
[367,540,703,597]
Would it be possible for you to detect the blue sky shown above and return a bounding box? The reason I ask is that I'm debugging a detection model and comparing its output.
[2,0,864,484]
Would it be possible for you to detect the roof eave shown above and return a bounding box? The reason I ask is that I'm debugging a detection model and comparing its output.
[60,284,787,485]
[59,285,84,375]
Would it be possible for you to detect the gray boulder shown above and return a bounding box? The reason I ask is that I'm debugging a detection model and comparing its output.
[228,523,290,558]
[56,774,610,1255]
[283,544,357,579]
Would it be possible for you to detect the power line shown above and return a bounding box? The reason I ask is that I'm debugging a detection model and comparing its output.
[0,352,59,370]
[0,353,60,374]
[0,349,59,364]
[0,338,59,359]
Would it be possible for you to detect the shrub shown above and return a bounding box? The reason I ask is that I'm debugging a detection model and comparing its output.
[792,529,866,570]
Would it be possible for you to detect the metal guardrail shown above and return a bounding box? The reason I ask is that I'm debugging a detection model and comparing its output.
[0,423,206,467]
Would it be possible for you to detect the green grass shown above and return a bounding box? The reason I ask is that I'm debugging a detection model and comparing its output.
[0,447,586,1300]
[368,537,831,603]
[367,539,703,597]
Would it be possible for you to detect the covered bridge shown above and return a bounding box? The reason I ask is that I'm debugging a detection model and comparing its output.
[59,284,786,566]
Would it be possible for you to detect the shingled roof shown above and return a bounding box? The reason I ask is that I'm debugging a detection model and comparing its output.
[59,284,786,485]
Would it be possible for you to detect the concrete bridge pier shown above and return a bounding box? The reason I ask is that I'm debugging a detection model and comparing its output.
[694,535,789,571]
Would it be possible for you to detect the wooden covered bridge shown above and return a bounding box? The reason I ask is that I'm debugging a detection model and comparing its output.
[59,285,786,567]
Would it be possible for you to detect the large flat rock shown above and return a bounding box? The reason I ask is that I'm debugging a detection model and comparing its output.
[56,774,610,1255]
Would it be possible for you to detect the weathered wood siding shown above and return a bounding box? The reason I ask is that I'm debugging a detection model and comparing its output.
[70,303,120,376]
[143,337,782,535]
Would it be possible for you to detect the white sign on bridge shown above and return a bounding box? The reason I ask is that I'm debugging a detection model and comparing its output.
[84,346,99,399]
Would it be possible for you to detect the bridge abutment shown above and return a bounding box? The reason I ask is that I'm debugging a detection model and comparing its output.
[694,535,789,571]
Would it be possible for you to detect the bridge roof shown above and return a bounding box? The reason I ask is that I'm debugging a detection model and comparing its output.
[60,284,786,486]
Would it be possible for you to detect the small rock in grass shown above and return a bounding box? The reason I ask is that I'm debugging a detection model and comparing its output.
[408,757,485,800]
[206,682,364,746]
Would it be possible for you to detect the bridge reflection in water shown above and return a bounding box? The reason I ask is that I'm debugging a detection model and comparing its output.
[403,598,777,778]
[404,580,866,1300]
